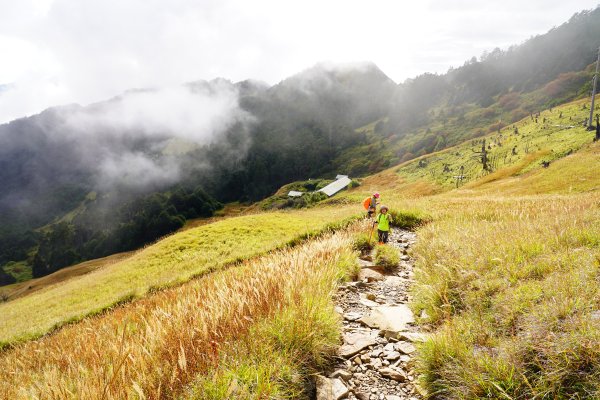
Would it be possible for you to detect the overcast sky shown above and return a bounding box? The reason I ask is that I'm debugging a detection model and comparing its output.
[0,0,598,123]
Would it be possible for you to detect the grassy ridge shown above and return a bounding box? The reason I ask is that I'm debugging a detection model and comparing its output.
[395,99,593,189]
[0,230,359,399]
[0,206,357,346]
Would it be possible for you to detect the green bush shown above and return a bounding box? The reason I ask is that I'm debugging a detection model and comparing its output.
[348,179,361,188]
[375,245,400,271]
[387,209,429,230]
[352,233,375,255]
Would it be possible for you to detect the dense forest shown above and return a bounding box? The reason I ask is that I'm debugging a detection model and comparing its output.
[1,6,599,282]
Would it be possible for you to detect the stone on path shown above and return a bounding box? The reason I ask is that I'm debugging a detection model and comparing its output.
[316,375,332,400]
[359,305,414,333]
[343,312,363,321]
[384,276,406,286]
[330,369,353,382]
[398,332,427,343]
[332,378,349,399]
[358,258,375,268]
[358,268,384,282]
[359,297,380,308]
[339,332,379,358]
[316,375,349,400]
[379,367,408,382]
[396,341,416,355]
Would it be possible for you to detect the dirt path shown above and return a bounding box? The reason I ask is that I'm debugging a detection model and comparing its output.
[316,229,426,400]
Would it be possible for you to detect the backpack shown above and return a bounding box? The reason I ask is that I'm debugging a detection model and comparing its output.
[362,197,371,210]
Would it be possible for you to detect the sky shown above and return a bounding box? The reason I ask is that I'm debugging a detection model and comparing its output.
[0,0,598,124]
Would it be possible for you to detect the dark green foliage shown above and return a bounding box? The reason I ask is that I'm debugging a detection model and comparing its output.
[261,190,329,210]
[0,267,16,286]
[32,222,81,277]
[387,210,429,230]
[29,187,222,278]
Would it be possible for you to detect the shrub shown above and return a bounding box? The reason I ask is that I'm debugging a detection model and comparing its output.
[375,245,400,271]
[348,179,361,189]
[352,233,375,255]
[387,209,429,230]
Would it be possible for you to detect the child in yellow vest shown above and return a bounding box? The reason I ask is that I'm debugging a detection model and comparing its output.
[373,205,392,244]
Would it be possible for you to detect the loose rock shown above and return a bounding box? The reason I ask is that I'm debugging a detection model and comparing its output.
[379,367,408,382]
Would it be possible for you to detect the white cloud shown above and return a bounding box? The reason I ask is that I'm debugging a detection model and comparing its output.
[0,0,598,123]
[56,81,253,189]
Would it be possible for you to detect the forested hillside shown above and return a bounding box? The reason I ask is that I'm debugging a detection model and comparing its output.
[1,6,599,282]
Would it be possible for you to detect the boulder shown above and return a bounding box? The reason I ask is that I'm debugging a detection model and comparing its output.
[339,332,379,358]
[359,298,380,308]
[359,305,414,333]
[378,367,408,382]
[396,342,416,355]
[316,375,349,400]
[332,378,349,399]
[343,312,363,321]
[398,332,427,343]
[330,369,352,382]
[358,268,384,282]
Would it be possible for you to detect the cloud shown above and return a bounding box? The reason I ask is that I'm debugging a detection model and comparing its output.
[38,80,254,191]
[0,0,598,123]
[63,81,247,142]
[70,81,252,189]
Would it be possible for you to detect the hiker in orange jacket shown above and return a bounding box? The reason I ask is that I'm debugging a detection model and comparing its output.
[365,192,380,218]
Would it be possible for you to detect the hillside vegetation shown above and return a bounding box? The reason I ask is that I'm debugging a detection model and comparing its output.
[3,6,600,284]
[0,206,358,346]
[0,230,359,399]
[413,193,600,398]
[0,95,598,398]
[331,97,600,398]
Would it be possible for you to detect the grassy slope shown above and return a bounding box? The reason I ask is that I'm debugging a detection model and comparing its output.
[332,97,600,398]
[0,206,358,346]
[412,192,600,398]
[394,99,593,190]
[0,251,134,301]
[0,97,598,398]
[0,230,359,399]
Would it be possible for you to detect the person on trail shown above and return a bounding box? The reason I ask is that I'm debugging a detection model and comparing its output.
[373,205,392,244]
[365,192,380,218]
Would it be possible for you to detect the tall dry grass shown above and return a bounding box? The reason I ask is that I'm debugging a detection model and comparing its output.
[0,206,358,347]
[0,230,358,399]
[411,194,600,398]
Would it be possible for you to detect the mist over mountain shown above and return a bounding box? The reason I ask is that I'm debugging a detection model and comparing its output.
[1,6,599,281]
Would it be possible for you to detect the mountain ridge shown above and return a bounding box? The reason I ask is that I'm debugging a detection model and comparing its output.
[1,5,600,282]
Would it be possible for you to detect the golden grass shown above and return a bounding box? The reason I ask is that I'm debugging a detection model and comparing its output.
[0,230,359,399]
[409,193,600,398]
[0,205,357,346]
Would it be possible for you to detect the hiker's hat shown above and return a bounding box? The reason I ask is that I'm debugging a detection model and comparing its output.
[380,205,388,211]
[373,192,380,198]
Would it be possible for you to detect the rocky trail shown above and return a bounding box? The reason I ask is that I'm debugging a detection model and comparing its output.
[316,229,426,400]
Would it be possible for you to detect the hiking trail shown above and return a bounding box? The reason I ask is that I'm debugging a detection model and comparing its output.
[316,229,426,400]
